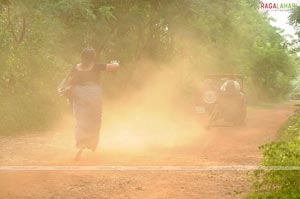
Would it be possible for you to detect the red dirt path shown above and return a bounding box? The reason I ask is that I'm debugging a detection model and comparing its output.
[0,103,295,199]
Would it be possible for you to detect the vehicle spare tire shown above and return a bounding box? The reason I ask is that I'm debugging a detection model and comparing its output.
[202,90,217,104]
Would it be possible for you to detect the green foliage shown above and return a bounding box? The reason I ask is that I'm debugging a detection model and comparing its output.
[0,0,299,133]
[246,109,300,198]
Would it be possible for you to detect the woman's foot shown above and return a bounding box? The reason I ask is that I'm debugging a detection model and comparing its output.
[74,149,83,161]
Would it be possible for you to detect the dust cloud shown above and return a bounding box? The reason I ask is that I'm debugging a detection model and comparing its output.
[99,65,206,153]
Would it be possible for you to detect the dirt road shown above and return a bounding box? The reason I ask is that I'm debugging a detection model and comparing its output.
[0,104,295,199]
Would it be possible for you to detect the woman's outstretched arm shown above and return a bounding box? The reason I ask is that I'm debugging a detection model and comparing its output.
[105,61,120,71]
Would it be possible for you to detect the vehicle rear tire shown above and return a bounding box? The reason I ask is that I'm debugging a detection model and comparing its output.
[237,99,247,125]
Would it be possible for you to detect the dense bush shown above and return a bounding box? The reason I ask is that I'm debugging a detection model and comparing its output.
[246,108,300,198]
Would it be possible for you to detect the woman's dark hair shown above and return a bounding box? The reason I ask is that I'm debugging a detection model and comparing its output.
[81,47,96,66]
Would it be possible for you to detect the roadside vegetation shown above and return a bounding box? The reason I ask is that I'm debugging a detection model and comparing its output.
[246,107,300,198]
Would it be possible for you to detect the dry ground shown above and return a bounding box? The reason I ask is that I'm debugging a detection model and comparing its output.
[0,103,295,199]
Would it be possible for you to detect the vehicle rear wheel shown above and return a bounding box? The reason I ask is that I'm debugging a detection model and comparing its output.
[237,99,247,125]
[222,97,246,125]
